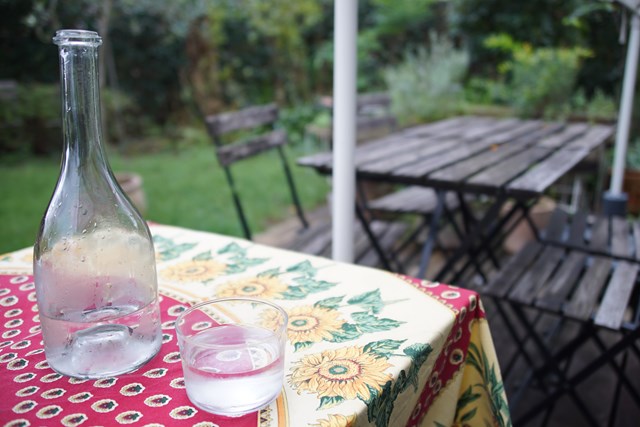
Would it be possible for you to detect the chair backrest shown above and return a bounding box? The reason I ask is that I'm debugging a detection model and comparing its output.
[354,92,397,138]
[309,92,397,146]
[205,104,308,240]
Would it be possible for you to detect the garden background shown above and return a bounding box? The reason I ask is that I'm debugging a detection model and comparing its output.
[0,0,635,254]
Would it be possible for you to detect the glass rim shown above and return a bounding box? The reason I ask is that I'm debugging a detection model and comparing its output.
[53,29,102,47]
[175,297,288,348]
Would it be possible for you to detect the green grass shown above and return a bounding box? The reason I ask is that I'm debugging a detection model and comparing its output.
[0,144,330,254]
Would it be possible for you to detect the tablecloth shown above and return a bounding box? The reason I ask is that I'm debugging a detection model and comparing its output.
[1,223,510,427]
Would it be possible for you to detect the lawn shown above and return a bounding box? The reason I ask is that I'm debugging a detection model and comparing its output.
[0,144,330,254]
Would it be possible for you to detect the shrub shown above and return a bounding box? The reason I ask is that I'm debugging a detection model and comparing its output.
[0,82,143,157]
[384,37,469,125]
[484,34,590,118]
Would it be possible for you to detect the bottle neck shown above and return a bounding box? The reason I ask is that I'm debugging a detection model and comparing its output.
[58,41,107,172]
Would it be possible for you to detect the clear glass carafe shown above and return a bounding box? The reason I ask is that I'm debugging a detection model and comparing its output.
[33,30,162,379]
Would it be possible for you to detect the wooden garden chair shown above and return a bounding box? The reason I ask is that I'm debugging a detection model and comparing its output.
[205,103,407,270]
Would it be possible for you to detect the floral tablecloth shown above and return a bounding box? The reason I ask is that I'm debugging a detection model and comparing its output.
[0,224,510,427]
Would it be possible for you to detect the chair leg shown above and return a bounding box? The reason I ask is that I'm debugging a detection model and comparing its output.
[510,304,601,427]
[277,146,309,230]
[354,203,396,272]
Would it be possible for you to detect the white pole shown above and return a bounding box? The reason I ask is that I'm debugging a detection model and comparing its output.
[611,13,640,195]
[332,0,358,263]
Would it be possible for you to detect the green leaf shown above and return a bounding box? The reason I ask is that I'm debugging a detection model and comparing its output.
[218,242,245,255]
[192,251,212,261]
[233,256,268,267]
[363,339,405,357]
[317,395,344,410]
[401,343,433,392]
[293,276,335,292]
[351,312,403,333]
[460,407,478,422]
[347,289,384,313]
[280,286,308,300]
[293,341,313,352]
[286,260,316,276]
[403,343,432,363]
[258,267,281,277]
[314,295,344,309]
[364,381,396,427]
[329,323,362,342]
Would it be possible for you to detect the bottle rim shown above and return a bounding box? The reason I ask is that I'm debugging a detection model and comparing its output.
[53,29,102,47]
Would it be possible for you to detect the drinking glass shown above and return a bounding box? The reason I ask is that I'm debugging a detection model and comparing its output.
[175,298,287,417]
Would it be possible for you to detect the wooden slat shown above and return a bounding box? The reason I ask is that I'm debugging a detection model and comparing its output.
[563,256,611,321]
[216,130,287,166]
[537,123,589,148]
[389,142,478,179]
[567,210,588,247]
[457,117,521,140]
[206,104,278,135]
[428,140,527,184]
[367,187,458,215]
[356,92,391,109]
[508,246,565,304]
[536,251,587,311]
[467,147,552,190]
[359,137,459,175]
[564,125,614,151]
[401,116,477,138]
[611,217,631,258]
[391,120,544,179]
[594,262,639,330]
[634,221,640,261]
[507,147,590,196]
[543,208,569,243]
[483,241,543,298]
[588,216,609,252]
[356,116,396,134]
[429,123,563,184]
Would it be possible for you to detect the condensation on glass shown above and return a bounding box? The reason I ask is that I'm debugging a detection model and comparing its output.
[33,29,162,379]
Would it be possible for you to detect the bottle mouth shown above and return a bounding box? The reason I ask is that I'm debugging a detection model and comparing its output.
[53,29,102,47]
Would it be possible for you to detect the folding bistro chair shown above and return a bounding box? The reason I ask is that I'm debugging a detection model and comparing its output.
[205,104,407,270]
[305,92,398,148]
[479,207,640,426]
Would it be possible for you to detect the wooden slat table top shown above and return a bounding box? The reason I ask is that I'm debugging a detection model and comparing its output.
[297,116,613,198]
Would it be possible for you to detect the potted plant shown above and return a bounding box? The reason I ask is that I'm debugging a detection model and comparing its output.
[623,140,640,215]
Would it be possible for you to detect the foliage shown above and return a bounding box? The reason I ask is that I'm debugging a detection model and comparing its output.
[0,144,331,254]
[278,103,319,146]
[570,88,618,122]
[485,34,590,118]
[0,82,141,156]
[627,140,640,170]
[450,0,622,97]
[384,37,469,125]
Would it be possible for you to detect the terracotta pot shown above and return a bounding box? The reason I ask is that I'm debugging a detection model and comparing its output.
[115,172,147,215]
[623,169,640,215]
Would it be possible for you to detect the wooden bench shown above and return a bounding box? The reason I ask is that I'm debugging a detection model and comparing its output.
[205,104,407,270]
[480,208,640,425]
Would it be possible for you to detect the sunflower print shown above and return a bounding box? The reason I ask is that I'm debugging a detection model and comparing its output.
[289,345,392,401]
[160,259,226,282]
[264,305,344,345]
[311,413,357,427]
[216,276,287,299]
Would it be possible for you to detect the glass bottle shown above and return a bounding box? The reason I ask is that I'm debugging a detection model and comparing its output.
[33,30,162,379]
